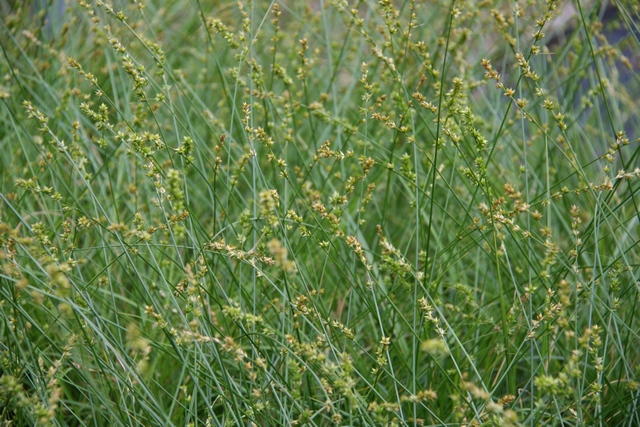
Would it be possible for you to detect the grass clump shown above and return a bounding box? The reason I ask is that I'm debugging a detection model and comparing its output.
[1,0,639,425]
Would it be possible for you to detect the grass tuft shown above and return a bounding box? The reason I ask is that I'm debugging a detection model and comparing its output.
[1,0,639,425]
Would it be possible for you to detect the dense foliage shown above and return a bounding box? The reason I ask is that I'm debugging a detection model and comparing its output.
[1,0,639,425]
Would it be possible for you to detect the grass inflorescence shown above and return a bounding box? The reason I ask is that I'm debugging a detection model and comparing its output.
[1,0,639,425]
